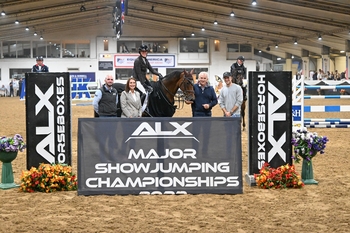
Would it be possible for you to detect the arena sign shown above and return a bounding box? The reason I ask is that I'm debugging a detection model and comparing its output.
[25,72,72,170]
[246,72,292,186]
[78,118,242,195]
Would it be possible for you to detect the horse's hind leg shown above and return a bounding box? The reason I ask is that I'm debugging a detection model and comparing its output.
[241,113,246,131]
[241,101,246,131]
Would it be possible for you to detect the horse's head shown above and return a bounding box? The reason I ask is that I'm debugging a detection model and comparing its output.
[179,69,195,101]
[232,70,243,86]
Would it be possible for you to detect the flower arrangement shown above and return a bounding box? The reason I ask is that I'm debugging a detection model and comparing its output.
[19,163,78,193]
[291,127,328,164]
[254,162,304,189]
[0,134,26,152]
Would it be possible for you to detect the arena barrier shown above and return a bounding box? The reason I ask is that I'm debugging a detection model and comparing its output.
[304,95,350,99]
[300,85,350,90]
[304,105,350,112]
[292,77,350,128]
[304,118,350,128]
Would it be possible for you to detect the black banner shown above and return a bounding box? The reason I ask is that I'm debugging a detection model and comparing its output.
[78,118,242,195]
[247,72,292,184]
[25,72,72,170]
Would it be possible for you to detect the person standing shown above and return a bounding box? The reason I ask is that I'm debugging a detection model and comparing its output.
[219,72,243,117]
[93,75,119,117]
[18,78,23,97]
[9,80,14,97]
[230,56,247,79]
[120,78,142,118]
[133,44,163,93]
[186,71,217,117]
[32,56,49,72]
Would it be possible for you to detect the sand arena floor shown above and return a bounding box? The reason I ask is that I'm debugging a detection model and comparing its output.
[0,97,349,233]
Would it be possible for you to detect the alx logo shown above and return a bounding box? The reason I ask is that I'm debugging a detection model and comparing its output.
[125,122,199,142]
[268,82,286,163]
[35,84,55,164]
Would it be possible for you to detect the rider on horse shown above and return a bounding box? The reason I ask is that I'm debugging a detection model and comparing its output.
[133,44,163,94]
[230,55,247,101]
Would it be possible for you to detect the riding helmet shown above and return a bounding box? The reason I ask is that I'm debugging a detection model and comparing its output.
[138,44,149,53]
[237,56,245,61]
[36,56,44,61]
[223,72,231,78]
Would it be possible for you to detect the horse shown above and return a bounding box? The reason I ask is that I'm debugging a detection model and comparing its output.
[232,70,247,131]
[141,69,195,117]
[98,69,195,117]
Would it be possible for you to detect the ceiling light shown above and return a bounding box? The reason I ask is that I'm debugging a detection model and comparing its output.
[183,37,186,40]
[191,32,195,36]
[15,19,19,24]
[214,20,218,25]
[291,55,294,59]
[40,36,43,40]
[80,5,86,12]
[259,50,261,53]
[201,27,205,31]
[275,44,278,48]
[25,27,29,31]
[277,57,281,60]
[230,11,235,17]
[294,39,298,45]
[34,32,37,36]
[252,0,257,6]
[340,50,345,53]
[1,10,5,16]
[318,35,322,40]
[266,46,270,51]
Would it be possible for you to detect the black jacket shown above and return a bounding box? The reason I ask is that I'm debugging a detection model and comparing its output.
[230,62,246,79]
[98,86,119,116]
[133,55,159,88]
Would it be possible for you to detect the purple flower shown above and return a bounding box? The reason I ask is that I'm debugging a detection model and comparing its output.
[0,134,26,153]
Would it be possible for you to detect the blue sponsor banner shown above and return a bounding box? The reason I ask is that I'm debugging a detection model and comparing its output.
[292,105,302,121]
[70,72,96,99]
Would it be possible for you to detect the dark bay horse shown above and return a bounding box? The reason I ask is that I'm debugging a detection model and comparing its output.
[109,69,195,117]
[232,70,247,131]
[142,69,195,117]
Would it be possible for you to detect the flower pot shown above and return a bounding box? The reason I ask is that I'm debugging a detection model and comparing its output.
[0,151,19,189]
[301,158,318,185]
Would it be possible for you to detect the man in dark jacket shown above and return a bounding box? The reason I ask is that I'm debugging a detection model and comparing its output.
[32,56,49,72]
[133,44,163,93]
[93,75,119,117]
[185,72,217,117]
[230,56,246,79]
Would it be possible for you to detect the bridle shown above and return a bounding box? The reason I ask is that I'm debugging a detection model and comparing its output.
[178,74,195,101]
[160,72,195,102]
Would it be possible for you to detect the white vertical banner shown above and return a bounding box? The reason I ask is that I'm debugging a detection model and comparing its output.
[302,57,309,80]
[322,55,330,72]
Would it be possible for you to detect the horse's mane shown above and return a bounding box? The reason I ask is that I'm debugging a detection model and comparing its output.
[162,70,183,80]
